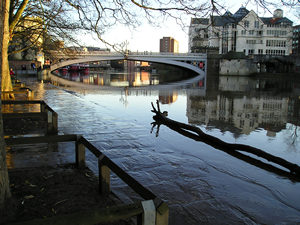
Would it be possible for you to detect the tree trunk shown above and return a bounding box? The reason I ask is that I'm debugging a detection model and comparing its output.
[1,0,13,100]
[0,0,12,207]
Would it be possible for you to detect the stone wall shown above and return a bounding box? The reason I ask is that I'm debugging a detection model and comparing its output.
[219,58,258,75]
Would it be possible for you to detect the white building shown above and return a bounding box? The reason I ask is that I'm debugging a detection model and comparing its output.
[189,7,293,56]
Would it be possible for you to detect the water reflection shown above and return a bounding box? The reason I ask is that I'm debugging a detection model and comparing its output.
[58,70,161,87]
[55,67,300,141]
[188,74,300,139]
[55,60,198,87]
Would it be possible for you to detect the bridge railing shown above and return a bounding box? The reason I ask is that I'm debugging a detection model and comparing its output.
[128,51,206,57]
[49,50,206,58]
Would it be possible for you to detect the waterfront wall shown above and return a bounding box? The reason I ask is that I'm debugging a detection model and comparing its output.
[212,54,300,76]
[219,58,258,75]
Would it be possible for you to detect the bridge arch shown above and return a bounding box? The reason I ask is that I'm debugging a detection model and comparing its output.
[50,53,206,77]
[127,56,206,76]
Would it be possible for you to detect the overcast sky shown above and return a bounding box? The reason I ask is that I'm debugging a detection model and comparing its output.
[80,3,299,53]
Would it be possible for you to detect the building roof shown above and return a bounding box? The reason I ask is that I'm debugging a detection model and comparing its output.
[210,7,249,26]
[202,7,293,27]
[211,15,238,26]
[190,18,209,25]
[260,17,293,25]
[233,7,249,19]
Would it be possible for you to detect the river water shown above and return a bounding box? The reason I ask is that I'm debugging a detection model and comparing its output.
[17,67,300,224]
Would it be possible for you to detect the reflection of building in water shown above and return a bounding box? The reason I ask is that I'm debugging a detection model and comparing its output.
[287,97,300,125]
[219,76,257,92]
[65,70,157,87]
[159,90,178,104]
[187,94,289,136]
[132,71,150,86]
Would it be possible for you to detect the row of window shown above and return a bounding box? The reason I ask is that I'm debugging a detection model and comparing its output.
[241,30,288,36]
[266,40,286,47]
[245,40,287,47]
[267,23,290,28]
[241,30,263,36]
[265,49,286,55]
[263,103,283,110]
[221,29,287,37]
[266,30,288,36]
[243,49,286,55]
[246,40,263,44]
[194,27,290,38]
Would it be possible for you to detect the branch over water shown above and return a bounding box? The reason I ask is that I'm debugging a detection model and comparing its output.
[151,100,300,181]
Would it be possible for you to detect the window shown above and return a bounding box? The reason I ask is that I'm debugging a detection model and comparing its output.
[254,21,259,28]
[249,30,254,35]
[248,49,254,54]
[244,20,249,28]
[246,40,256,44]
[241,30,246,35]
[258,49,263,54]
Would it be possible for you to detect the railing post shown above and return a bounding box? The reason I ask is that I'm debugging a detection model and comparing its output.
[52,112,58,134]
[76,136,86,168]
[98,154,110,195]
[46,110,52,134]
[141,200,156,225]
[44,106,58,134]
[40,102,46,112]
[26,89,31,100]
[154,199,169,225]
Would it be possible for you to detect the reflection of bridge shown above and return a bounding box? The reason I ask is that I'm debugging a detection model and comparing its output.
[50,52,207,75]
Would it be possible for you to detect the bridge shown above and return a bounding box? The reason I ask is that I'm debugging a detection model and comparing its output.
[50,51,207,76]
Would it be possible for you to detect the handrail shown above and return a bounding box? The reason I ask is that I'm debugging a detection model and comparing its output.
[5,135,77,145]
[1,89,33,100]
[2,100,58,134]
[101,154,157,200]
[2,100,44,105]
[5,134,169,224]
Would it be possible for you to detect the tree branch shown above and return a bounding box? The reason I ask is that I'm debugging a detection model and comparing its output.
[9,0,29,38]
[151,100,300,180]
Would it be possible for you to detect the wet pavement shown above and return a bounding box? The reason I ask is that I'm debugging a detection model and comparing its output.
[7,75,300,225]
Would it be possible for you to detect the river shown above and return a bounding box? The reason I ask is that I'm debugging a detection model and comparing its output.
[17,67,300,224]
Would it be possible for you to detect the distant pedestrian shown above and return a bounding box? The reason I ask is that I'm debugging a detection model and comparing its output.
[10,68,16,80]
[31,63,36,71]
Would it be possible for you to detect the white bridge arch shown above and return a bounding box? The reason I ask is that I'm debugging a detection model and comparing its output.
[50,52,207,76]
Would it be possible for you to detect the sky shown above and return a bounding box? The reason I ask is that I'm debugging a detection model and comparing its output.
[80,2,299,53]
